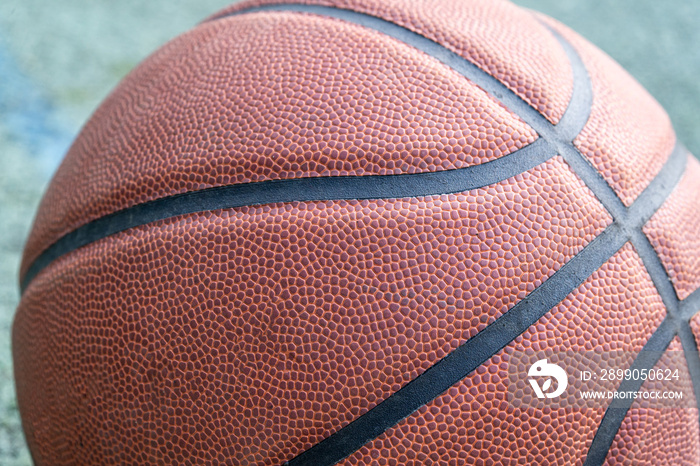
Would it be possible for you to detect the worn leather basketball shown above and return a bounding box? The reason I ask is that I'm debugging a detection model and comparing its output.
[14,0,700,464]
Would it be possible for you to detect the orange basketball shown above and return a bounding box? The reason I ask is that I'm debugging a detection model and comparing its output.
[13,1,700,464]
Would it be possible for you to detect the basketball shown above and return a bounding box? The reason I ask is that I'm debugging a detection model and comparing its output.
[13,0,700,464]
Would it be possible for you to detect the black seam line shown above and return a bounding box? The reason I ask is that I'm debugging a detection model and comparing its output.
[543,24,592,141]
[214,5,567,134]
[678,322,700,422]
[625,143,687,229]
[679,286,700,432]
[681,288,700,321]
[544,28,627,223]
[582,144,687,466]
[631,231,681,313]
[541,25,629,223]
[19,138,555,293]
[219,4,630,226]
[23,3,600,293]
[216,5,589,141]
[284,224,628,466]
[550,7,687,454]
[678,284,700,437]
[552,61,692,463]
[580,148,686,465]
[626,144,687,316]
[582,318,677,466]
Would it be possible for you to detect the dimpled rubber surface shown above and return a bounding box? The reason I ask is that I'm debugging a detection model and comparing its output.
[341,244,667,465]
[218,0,573,125]
[20,10,537,279]
[691,314,700,350]
[13,158,610,465]
[537,16,676,207]
[603,337,700,465]
[644,157,700,300]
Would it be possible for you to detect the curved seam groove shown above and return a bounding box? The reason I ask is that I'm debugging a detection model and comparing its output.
[583,144,688,466]
[582,318,677,466]
[213,4,558,135]
[681,289,700,321]
[626,144,687,227]
[540,24,627,222]
[678,322,700,428]
[20,138,556,292]
[544,24,592,140]
[626,144,687,318]
[219,5,640,224]
[285,224,627,466]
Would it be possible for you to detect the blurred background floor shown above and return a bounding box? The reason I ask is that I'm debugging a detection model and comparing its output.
[1,1,699,464]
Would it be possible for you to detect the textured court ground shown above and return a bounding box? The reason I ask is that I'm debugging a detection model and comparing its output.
[1,1,700,464]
